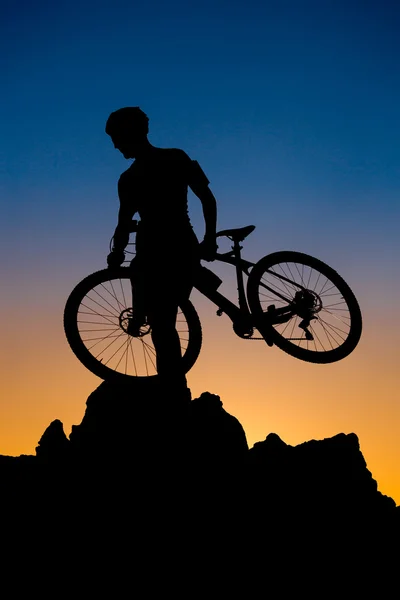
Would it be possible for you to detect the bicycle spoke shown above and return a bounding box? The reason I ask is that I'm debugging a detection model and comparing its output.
[119,278,128,308]
[78,310,119,316]
[312,322,338,350]
[276,319,292,337]
[317,317,349,340]
[322,300,349,309]
[259,292,284,304]
[86,329,123,351]
[100,280,124,314]
[140,338,157,359]
[259,274,293,303]
[94,331,127,361]
[284,263,299,291]
[78,320,119,325]
[275,265,296,297]
[317,280,336,296]
[82,334,122,342]
[79,327,119,332]
[80,301,117,327]
[289,314,298,341]
[310,321,332,350]
[317,291,343,298]
[142,339,150,376]
[89,288,121,318]
[103,335,131,367]
[124,337,129,375]
[294,262,305,287]
[144,345,157,372]
[322,308,352,327]
[114,340,129,371]
[312,271,322,293]
[128,337,138,377]
[306,267,313,289]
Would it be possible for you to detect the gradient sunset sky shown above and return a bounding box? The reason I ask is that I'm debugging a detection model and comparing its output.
[2,0,399,503]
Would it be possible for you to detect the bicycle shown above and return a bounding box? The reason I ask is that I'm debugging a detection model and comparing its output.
[63,223,362,381]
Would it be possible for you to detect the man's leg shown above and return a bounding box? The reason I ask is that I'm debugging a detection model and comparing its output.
[148,302,185,377]
[147,299,191,402]
[146,257,197,401]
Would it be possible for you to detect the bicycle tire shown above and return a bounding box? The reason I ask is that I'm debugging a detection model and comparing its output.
[247,251,362,363]
[64,267,203,381]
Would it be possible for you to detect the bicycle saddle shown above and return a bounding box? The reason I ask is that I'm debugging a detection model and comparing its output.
[216,225,256,242]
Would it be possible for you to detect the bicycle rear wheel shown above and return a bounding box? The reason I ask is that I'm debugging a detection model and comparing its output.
[64,267,202,381]
[247,251,362,363]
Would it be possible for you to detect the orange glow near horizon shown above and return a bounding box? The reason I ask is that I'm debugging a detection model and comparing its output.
[2,297,399,506]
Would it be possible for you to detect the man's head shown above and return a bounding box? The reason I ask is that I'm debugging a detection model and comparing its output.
[105,107,149,158]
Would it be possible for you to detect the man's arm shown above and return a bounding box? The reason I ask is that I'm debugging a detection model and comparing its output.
[112,207,134,253]
[189,160,218,260]
[107,175,137,267]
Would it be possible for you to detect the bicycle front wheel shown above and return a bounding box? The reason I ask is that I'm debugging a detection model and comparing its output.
[64,267,202,381]
[247,251,362,363]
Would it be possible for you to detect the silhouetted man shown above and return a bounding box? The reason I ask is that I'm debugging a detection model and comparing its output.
[105,107,218,400]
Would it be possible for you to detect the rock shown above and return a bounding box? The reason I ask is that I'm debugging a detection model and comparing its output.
[35,419,70,463]
[68,381,248,474]
[188,391,248,471]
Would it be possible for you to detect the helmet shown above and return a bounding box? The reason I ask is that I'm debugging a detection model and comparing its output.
[105,107,149,136]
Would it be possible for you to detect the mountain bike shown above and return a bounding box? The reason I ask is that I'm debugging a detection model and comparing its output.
[63,223,362,381]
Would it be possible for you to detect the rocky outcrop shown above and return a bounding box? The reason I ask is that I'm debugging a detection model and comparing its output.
[36,419,70,463]
[64,380,249,471]
[247,431,396,511]
[1,378,399,591]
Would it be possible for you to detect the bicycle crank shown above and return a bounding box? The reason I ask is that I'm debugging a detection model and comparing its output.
[233,316,254,339]
[119,308,151,338]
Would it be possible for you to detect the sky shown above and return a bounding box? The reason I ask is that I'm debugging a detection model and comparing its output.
[2,0,399,503]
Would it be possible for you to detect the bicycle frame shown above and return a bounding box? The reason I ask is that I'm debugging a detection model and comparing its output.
[194,234,310,337]
[194,242,255,327]
[124,223,314,337]
[67,223,361,378]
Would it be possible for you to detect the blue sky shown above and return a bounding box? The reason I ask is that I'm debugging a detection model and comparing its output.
[3,1,399,231]
[3,0,399,306]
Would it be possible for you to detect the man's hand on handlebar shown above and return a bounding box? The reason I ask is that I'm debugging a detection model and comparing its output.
[107,249,125,268]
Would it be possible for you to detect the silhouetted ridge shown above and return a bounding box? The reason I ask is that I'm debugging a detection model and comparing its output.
[1,378,399,591]
[247,431,397,519]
